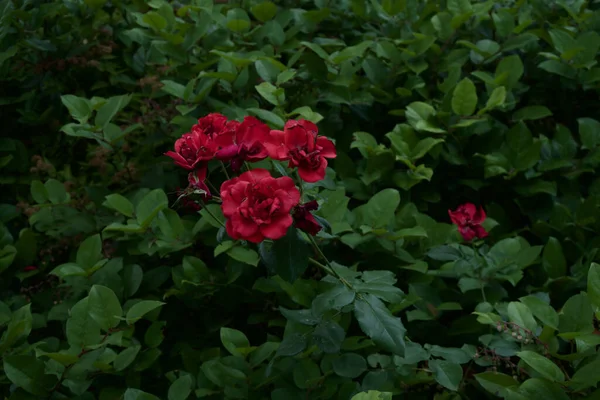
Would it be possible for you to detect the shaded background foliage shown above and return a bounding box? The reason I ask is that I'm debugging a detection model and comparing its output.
[2,0,600,399]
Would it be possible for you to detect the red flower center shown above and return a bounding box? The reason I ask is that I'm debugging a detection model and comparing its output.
[289,148,321,169]
[240,192,281,225]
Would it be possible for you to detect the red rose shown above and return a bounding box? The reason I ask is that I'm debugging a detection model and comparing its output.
[220,169,301,243]
[23,266,38,272]
[265,119,336,183]
[293,200,322,236]
[449,203,488,241]
[193,113,229,138]
[165,130,217,170]
[215,116,270,172]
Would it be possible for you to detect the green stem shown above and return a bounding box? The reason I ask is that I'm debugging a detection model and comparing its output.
[220,161,230,180]
[198,199,226,229]
[480,284,487,303]
[244,161,251,172]
[307,235,353,289]
[295,170,304,199]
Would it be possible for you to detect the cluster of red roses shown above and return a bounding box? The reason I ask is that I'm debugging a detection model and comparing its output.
[166,113,336,243]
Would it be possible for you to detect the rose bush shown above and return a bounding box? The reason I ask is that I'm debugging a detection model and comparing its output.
[2,0,600,399]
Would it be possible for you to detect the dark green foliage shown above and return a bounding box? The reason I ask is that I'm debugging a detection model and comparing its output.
[2,0,600,399]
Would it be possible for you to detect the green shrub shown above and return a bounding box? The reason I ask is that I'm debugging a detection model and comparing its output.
[2,0,600,398]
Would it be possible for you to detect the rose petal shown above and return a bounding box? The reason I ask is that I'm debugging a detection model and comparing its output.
[472,206,487,224]
[260,214,293,240]
[297,157,327,183]
[165,151,193,170]
[316,136,336,159]
[265,130,288,160]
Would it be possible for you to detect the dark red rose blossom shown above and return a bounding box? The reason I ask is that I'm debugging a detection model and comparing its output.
[293,200,322,236]
[265,119,336,183]
[215,116,270,172]
[193,113,229,138]
[449,203,488,241]
[23,266,38,272]
[220,169,301,243]
[164,130,216,170]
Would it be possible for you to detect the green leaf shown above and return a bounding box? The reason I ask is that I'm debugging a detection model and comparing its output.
[255,81,285,106]
[276,333,307,356]
[50,263,87,278]
[312,320,346,354]
[312,284,356,316]
[258,227,309,283]
[354,294,406,356]
[249,342,279,367]
[251,1,277,22]
[227,245,260,266]
[495,55,524,88]
[519,296,559,330]
[30,180,48,204]
[198,204,225,229]
[61,95,92,124]
[293,358,321,389]
[220,327,250,357]
[104,194,134,217]
[475,372,519,397]
[136,189,168,228]
[124,388,161,400]
[0,304,32,353]
[76,234,102,269]
[89,285,123,330]
[589,263,600,311]
[447,0,472,15]
[507,302,537,332]
[168,374,193,400]
[226,8,251,32]
[578,118,600,150]
[542,237,567,278]
[66,297,103,348]
[141,11,168,30]
[506,122,540,171]
[44,179,69,204]
[351,392,393,400]
[161,80,186,99]
[95,94,132,129]
[113,345,141,371]
[517,351,564,382]
[559,293,594,334]
[429,360,463,391]
[484,86,506,111]
[571,357,600,389]
[513,106,553,121]
[517,378,569,400]
[362,188,400,229]
[411,138,444,161]
[125,300,165,324]
[247,108,285,128]
[451,78,478,116]
[3,355,49,396]
[333,353,367,378]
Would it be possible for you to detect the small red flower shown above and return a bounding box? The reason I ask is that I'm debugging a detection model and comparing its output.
[265,119,336,183]
[215,116,270,172]
[293,200,322,236]
[448,203,488,242]
[23,266,38,272]
[220,169,301,243]
[165,130,216,170]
